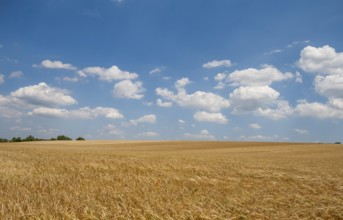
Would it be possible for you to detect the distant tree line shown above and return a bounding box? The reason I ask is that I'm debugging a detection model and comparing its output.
[0,135,85,143]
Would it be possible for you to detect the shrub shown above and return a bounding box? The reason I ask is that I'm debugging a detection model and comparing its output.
[76,137,85,141]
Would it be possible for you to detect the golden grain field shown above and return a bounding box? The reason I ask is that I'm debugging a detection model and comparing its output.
[0,141,342,219]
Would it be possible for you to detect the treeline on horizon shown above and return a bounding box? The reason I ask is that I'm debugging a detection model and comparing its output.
[0,135,85,143]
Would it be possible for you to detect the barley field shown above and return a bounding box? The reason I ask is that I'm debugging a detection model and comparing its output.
[0,141,342,219]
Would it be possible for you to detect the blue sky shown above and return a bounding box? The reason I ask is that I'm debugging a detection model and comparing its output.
[1,0,343,142]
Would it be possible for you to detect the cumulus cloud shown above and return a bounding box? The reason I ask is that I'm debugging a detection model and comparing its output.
[175,77,192,92]
[79,66,138,81]
[0,95,23,118]
[294,45,343,120]
[28,107,124,119]
[227,66,293,86]
[33,59,76,70]
[329,98,343,110]
[184,130,215,140]
[295,100,343,119]
[254,100,293,120]
[230,86,280,112]
[156,78,230,112]
[298,45,343,75]
[0,74,4,84]
[193,111,228,124]
[229,85,292,120]
[203,60,232,68]
[113,80,145,99]
[314,74,343,98]
[156,98,173,107]
[10,82,77,107]
[9,71,24,78]
[249,123,261,129]
[214,72,227,81]
[130,114,156,125]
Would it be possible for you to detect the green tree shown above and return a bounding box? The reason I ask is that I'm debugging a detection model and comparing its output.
[76,137,85,141]
[56,135,72,141]
[12,137,21,142]
[24,135,35,142]
[0,138,9,142]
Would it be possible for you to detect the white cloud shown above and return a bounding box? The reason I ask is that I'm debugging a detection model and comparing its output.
[28,107,124,119]
[38,128,59,135]
[0,44,3,48]
[294,100,343,119]
[175,77,192,92]
[9,71,24,78]
[249,123,261,129]
[178,119,186,124]
[28,107,68,118]
[298,45,343,75]
[295,71,303,83]
[112,0,124,3]
[63,77,79,82]
[254,100,293,120]
[137,132,159,137]
[265,49,283,55]
[149,67,164,75]
[229,85,292,120]
[229,86,280,112]
[156,98,173,107]
[214,81,226,90]
[104,124,125,137]
[130,114,156,125]
[184,130,215,139]
[214,72,227,81]
[314,74,343,98]
[0,74,4,84]
[80,66,138,82]
[287,40,310,48]
[203,60,232,68]
[156,78,230,112]
[113,80,145,99]
[10,126,32,132]
[329,98,343,110]
[0,95,23,118]
[214,73,228,89]
[10,82,77,107]
[193,111,228,124]
[227,66,293,86]
[294,45,343,120]
[143,101,153,106]
[33,59,76,70]
[294,129,309,135]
